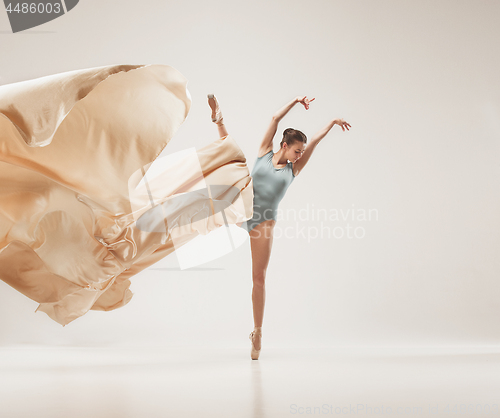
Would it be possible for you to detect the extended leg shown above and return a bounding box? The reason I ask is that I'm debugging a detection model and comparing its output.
[216,121,228,138]
[207,94,228,138]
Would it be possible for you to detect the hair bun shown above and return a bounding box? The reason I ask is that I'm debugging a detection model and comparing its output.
[280,128,307,148]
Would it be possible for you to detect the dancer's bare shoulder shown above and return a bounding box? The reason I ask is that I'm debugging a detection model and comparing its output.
[257,146,272,158]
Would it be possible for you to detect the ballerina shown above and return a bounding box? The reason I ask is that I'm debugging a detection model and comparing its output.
[207,94,351,359]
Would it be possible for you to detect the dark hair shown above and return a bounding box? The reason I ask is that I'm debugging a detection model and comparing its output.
[279,128,307,149]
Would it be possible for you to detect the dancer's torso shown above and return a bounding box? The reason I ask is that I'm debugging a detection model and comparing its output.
[245,150,295,232]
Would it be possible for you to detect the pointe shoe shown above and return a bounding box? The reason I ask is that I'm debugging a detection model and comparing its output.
[207,94,224,125]
[249,327,262,360]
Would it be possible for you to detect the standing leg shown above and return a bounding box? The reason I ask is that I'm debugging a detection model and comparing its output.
[249,220,275,351]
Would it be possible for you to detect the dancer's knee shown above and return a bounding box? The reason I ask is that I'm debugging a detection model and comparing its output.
[252,270,266,288]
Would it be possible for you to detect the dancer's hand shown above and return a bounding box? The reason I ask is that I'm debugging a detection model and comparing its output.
[333,118,351,131]
[296,96,315,110]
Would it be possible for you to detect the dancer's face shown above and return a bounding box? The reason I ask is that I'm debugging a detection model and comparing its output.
[284,142,306,163]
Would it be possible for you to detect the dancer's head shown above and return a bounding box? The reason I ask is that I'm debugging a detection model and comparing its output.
[280,128,307,163]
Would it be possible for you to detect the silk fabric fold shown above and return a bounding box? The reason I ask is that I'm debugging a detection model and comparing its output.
[0,64,253,326]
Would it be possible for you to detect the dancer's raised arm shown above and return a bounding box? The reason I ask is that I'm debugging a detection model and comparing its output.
[293,118,351,176]
[257,96,314,158]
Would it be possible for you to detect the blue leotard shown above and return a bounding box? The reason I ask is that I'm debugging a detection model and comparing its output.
[243,150,295,232]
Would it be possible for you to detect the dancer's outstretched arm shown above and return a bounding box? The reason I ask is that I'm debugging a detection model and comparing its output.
[293,118,351,176]
[257,96,314,157]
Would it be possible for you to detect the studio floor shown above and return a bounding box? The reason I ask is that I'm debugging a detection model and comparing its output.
[1,345,499,418]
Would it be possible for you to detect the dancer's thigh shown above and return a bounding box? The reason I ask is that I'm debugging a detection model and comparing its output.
[249,220,275,274]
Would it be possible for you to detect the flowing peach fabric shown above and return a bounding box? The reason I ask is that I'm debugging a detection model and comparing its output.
[0,64,253,326]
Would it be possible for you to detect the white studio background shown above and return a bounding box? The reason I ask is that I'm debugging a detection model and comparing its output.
[0,0,498,349]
